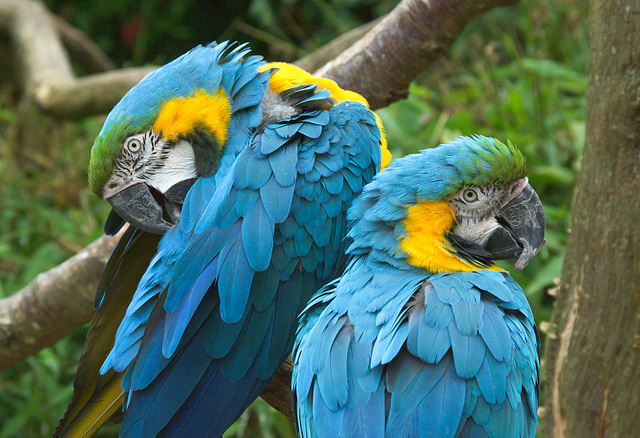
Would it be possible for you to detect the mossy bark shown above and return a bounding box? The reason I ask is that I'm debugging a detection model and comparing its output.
[543,1,640,436]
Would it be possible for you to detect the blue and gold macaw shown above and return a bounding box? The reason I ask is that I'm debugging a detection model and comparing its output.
[55,41,390,437]
[293,136,544,437]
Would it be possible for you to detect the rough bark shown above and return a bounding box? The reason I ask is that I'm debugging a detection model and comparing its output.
[35,67,157,119]
[316,0,518,109]
[542,1,640,437]
[294,19,379,73]
[0,235,119,369]
[262,359,294,419]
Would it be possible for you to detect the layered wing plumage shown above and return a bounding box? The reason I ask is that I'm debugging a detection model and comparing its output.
[102,87,383,436]
[56,42,271,438]
[54,228,162,437]
[294,263,539,438]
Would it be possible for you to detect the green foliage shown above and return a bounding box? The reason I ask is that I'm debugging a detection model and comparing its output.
[0,103,108,437]
[0,0,587,435]
[224,399,296,438]
[0,107,108,294]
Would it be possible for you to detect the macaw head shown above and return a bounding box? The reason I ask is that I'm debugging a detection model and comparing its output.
[347,135,546,272]
[89,41,268,235]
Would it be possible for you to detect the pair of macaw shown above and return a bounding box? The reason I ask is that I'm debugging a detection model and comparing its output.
[56,41,544,438]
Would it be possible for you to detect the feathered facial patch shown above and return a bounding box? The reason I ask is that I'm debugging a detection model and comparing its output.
[153,88,231,145]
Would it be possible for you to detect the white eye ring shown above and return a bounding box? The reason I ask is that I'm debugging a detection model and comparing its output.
[463,188,479,202]
[125,138,142,153]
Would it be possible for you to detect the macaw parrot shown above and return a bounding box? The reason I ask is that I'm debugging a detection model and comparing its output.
[55,41,390,437]
[293,136,544,437]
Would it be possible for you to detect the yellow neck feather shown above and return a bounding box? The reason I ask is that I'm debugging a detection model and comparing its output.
[153,88,231,145]
[399,201,503,273]
[260,63,392,169]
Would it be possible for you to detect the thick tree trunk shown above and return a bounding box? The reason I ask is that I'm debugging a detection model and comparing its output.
[542,1,640,437]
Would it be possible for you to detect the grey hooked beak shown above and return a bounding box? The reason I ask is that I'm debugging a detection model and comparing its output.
[484,184,546,271]
[104,178,197,235]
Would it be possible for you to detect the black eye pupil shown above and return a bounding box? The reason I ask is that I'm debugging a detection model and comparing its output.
[128,140,141,151]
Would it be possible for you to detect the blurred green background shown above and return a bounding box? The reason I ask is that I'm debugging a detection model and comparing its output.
[0,0,587,436]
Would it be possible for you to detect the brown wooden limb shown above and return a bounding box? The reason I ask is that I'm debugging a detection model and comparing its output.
[50,13,116,74]
[0,0,148,118]
[294,19,379,73]
[32,21,374,118]
[0,0,74,98]
[262,359,294,419]
[36,67,157,119]
[315,0,519,110]
[1,0,518,118]
[0,235,118,370]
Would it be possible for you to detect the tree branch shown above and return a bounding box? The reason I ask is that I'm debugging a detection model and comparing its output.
[316,0,519,110]
[293,19,380,73]
[35,67,157,119]
[49,13,116,74]
[1,0,518,118]
[542,1,640,435]
[0,235,119,369]
[262,359,294,419]
[0,0,74,99]
[0,0,519,421]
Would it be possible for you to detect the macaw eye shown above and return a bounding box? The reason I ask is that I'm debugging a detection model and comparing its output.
[463,189,479,202]
[125,138,142,153]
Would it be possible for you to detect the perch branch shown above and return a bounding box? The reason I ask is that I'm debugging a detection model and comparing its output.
[316,0,519,109]
[35,67,157,119]
[0,0,74,99]
[0,235,119,370]
[50,13,116,74]
[1,0,518,118]
[262,359,295,419]
[294,19,379,73]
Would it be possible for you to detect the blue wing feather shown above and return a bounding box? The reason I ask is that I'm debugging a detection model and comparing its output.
[234,188,260,216]
[162,258,218,357]
[294,266,539,438]
[202,302,247,360]
[312,384,345,438]
[104,70,383,436]
[242,200,275,271]
[448,322,486,379]
[216,228,255,323]
[260,174,297,223]
[245,152,273,189]
[269,142,298,187]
